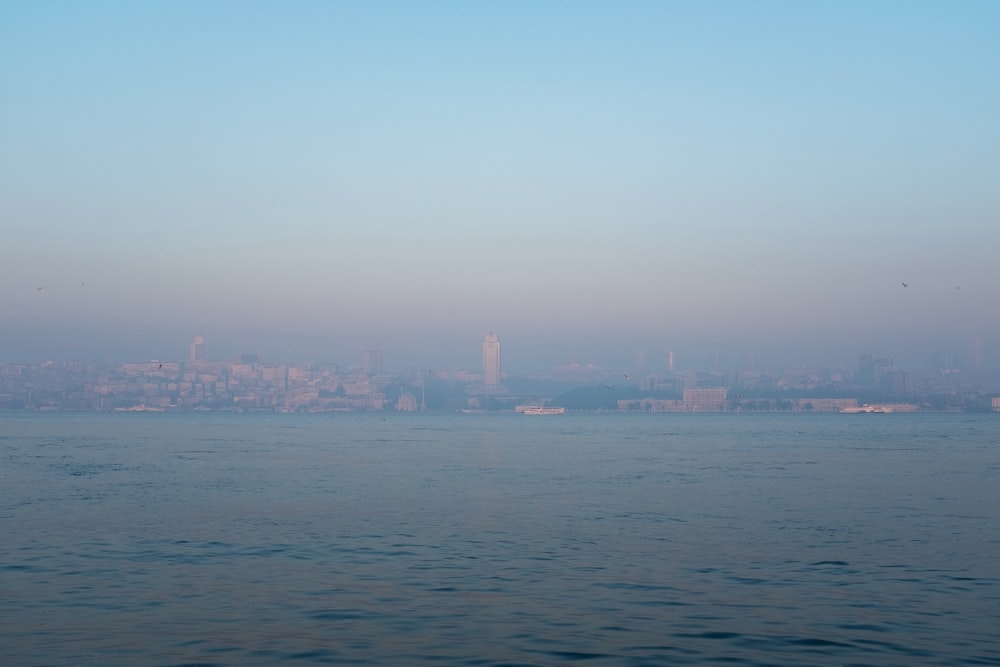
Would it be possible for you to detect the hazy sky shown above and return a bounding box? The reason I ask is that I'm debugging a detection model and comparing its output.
[2,1,998,369]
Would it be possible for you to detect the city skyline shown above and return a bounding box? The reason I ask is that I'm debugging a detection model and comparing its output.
[3,336,998,414]
[3,330,994,382]
[2,3,998,368]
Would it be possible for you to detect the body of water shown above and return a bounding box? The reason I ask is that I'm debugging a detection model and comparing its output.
[2,412,998,665]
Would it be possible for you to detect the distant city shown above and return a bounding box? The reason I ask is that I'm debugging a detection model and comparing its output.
[2,333,999,414]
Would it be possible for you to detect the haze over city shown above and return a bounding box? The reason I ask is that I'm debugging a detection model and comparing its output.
[2,2,998,371]
[4,7,1000,663]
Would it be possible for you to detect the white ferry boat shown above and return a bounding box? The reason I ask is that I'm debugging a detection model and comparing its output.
[840,404,892,414]
[521,406,566,415]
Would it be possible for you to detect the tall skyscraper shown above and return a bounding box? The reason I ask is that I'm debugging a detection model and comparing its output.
[482,331,501,388]
[362,347,383,375]
[969,336,984,372]
[190,335,207,363]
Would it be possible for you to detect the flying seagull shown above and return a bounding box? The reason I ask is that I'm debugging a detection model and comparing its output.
[901,282,908,287]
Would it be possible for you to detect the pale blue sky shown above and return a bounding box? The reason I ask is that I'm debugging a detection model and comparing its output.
[2,1,998,368]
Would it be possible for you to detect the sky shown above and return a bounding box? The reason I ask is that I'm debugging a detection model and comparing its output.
[2,1,998,371]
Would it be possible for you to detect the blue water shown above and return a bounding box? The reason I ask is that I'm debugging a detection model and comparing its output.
[2,412,998,665]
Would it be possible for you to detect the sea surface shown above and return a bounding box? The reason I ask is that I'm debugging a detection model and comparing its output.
[1,411,998,666]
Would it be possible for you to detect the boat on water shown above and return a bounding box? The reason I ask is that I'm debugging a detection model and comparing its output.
[521,406,566,415]
[840,404,892,414]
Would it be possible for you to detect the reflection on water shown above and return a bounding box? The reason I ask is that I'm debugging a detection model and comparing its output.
[2,412,998,665]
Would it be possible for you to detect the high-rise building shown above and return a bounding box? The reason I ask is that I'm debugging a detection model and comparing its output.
[190,335,207,363]
[969,336,984,372]
[882,370,910,396]
[873,358,894,386]
[482,332,501,388]
[362,347,383,375]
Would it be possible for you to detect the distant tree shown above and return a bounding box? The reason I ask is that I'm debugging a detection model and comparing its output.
[553,385,641,411]
[423,379,467,410]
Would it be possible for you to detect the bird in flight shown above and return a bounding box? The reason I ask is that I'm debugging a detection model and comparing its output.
[901,282,908,287]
